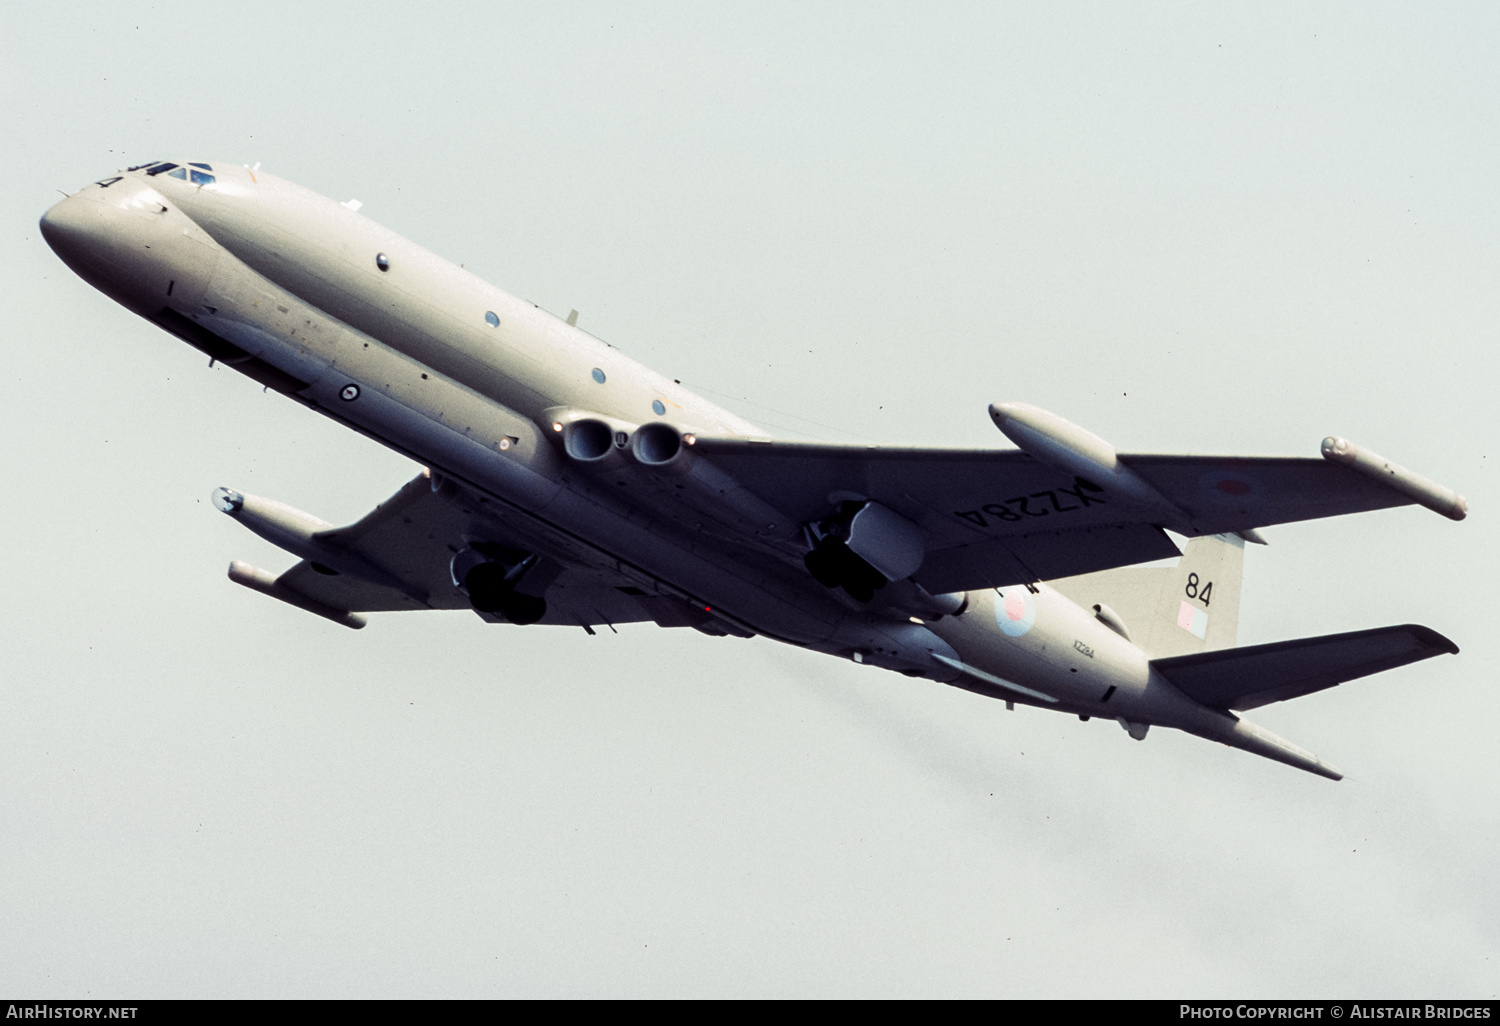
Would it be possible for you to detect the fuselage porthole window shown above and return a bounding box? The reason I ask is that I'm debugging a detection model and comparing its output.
[376,253,390,272]
[484,311,500,328]
[167,167,188,181]
[190,169,215,186]
[145,163,178,176]
[652,400,666,416]
[591,368,606,384]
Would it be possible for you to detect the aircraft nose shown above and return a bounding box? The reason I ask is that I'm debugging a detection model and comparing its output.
[40,193,102,270]
[39,185,180,314]
[40,192,108,272]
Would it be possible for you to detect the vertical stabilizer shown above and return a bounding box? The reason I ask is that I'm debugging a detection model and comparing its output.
[1139,533,1244,657]
[1048,533,1245,658]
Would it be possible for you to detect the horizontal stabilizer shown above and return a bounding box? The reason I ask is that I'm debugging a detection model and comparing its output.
[1152,624,1458,711]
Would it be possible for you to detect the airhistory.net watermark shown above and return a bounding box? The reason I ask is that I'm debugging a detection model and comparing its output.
[6,1007,138,1019]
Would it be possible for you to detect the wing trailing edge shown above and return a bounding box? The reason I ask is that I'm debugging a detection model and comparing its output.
[690,403,1468,593]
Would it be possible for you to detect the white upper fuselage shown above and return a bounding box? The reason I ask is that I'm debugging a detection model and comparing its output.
[95,162,760,433]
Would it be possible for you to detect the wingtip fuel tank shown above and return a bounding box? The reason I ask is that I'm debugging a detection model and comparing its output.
[227,561,366,629]
[1321,435,1468,521]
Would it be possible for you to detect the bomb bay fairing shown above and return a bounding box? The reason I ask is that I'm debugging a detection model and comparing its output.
[40,160,1467,779]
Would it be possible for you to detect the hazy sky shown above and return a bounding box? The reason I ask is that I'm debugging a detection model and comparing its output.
[3,2,1496,997]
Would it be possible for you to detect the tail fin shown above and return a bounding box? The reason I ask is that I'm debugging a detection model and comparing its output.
[1048,533,1246,658]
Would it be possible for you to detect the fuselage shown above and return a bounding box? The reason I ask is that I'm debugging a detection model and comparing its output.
[40,160,1335,778]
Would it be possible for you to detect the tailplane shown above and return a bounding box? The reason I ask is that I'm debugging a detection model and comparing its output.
[1153,623,1457,780]
[1151,623,1458,712]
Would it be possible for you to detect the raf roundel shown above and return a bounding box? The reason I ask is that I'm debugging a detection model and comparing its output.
[994,586,1037,637]
[1199,468,1263,508]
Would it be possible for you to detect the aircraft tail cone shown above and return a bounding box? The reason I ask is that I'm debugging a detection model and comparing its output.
[1204,716,1344,781]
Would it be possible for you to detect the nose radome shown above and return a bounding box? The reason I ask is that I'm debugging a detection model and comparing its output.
[38,187,185,316]
[40,193,107,273]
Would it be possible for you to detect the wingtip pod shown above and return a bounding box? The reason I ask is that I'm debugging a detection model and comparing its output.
[227,560,367,629]
[213,486,336,554]
[1321,436,1468,521]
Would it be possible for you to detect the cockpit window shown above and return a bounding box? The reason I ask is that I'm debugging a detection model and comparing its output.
[126,161,160,172]
[144,163,178,176]
[190,169,215,186]
[166,166,188,181]
[189,162,213,171]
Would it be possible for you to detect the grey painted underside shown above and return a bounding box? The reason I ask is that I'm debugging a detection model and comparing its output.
[1150,624,1459,711]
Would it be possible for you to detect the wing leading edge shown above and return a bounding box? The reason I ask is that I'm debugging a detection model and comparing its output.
[687,435,1445,592]
[223,470,740,633]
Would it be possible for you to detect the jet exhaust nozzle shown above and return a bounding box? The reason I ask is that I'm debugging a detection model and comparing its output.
[542,407,638,465]
[630,421,686,468]
[563,418,617,462]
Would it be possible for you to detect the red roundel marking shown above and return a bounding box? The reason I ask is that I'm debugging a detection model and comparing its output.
[1004,591,1027,622]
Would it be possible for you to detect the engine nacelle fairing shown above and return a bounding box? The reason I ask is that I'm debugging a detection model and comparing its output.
[450,544,550,624]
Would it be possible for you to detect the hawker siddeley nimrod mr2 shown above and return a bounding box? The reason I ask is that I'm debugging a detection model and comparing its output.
[40,160,1469,780]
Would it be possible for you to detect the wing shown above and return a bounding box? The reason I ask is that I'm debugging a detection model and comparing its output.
[235,471,738,633]
[688,438,1418,592]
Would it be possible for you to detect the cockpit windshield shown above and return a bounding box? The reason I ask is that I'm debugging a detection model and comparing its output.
[139,161,215,186]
